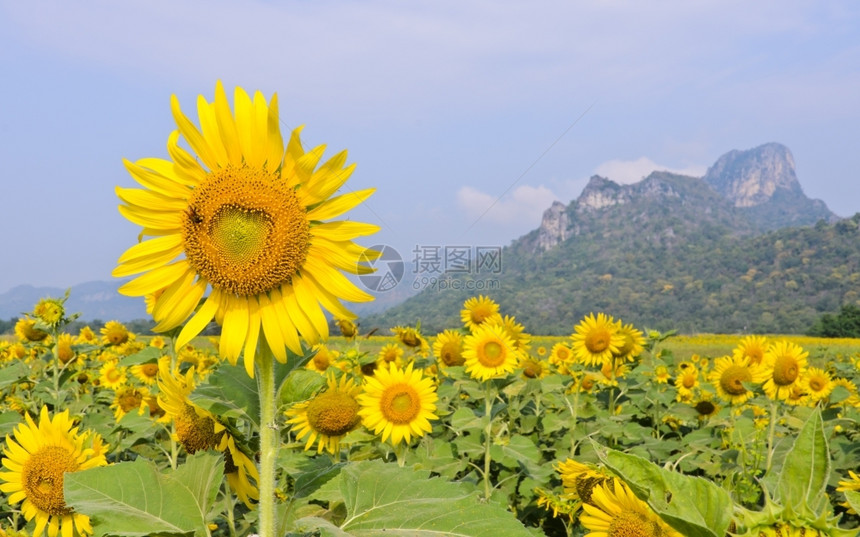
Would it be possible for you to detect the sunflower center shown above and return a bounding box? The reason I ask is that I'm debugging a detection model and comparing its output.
[773,356,799,386]
[306,391,361,436]
[557,348,570,361]
[585,330,610,353]
[106,368,122,384]
[22,445,79,516]
[57,342,75,364]
[809,377,825,391]
[682,374,697,389]
[470,306,494,325]
[106,330,128,345]
[141,363,159,378]
[746,348,764,365]
[608,510,664,537]
[183,165,310,296]
[522,360,542,379]
[695,401,716,415]
[380,384,421,424]
[720,365,752,396]
[400,331,421,347]
[440,343,464,366]
[478,341,507,368]
[575,476,605,505]
[119,391,144,412]
[581,376,596,390]
[313,353,331,370]
[174,403,219,453]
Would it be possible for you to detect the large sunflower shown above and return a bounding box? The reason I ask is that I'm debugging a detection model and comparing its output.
[0,407,107,537]
[761,341,808,402]
[113,82,379,377]
[432,330,465,368]
[579,480,682,537]
[285,373,362,454]
[357,362,438,446]
[157,361,259,507]
[570,313,624,367]
[733,335,769,367]
[460,295,500,331]
[462,323,520,381]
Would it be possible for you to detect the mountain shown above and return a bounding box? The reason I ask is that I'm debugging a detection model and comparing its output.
[702,142,836,230]
[0,281,147,322]
[366,144,852,335]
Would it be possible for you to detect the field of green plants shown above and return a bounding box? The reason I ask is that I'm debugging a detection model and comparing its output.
[1,292,860,537]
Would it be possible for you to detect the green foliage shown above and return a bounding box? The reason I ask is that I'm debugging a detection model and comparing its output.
[809,304,860,338]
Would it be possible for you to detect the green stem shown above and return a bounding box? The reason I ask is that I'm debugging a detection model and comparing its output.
[257,339,278,537]
[566,386,581,457]
[765,400,779,473]
[482,382,495,501]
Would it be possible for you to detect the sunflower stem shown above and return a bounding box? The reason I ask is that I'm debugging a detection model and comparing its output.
[256,339,278,537]
[566,384,581,457]
[765,399,779,473]
[482,382,495,501]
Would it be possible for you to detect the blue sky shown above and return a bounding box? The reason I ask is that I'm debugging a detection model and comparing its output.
[1,1,859,295]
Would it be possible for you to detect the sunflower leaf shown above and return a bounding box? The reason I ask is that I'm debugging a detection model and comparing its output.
[595,442,732,537]
[296,459,533,536]
[775,408,830,513]
[65,453,223,537]
[191,361,261,427]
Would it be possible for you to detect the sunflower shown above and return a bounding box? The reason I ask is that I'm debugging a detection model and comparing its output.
[490,314,531,353]
[148,335,166,349]
[432,330,465,367]
[306,344,341,374]
[56,334,76,365]
[75,327,98,345]
[555,459,614,508]
[113,82,378,378]
[14,318,48,344]
[579,480,682,537]
[157,361,259,507]
[733,335,769,367]
[535,487,579,521]
[570,313,624,367]
[391,326,429,357]
[653,365,670,384]
[110,385,150,421]
[130,360,161,385]
[691,391,720,420]
[98,361,128,390]
[285,373,362,454]
[548,342,575,368]
[761,341,808,401]
[462,323,520,382]
[335,318,358,339]
[33,298,64,329]
[0,407,108,537]
[100,321,130,346]
[357,362,438,446]
[520,356,549,380]
[708,355,761,405]
[460,295,500,330]
[611,322,645,362]
[802,367,834,403]
[674,364,699,402]
[376,343,404,368]
[837,470,860,514]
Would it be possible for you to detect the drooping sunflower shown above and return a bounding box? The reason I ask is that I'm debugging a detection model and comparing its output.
[391,326,430,357]
[460,295,500,331]
[555,459,614,509]
[305,344,341,374]
[285,373,362,454]
[0,407,108,537]
[520,356,550,380]
[733,335,769,367]
[56,334,76,365]
[33,298,65,329]
[113,82,379,378]
[761,341,808,401]
[335,318,358,339]
[432,330,465,368]
[708,355,761,405]
[579,480,682,537]
[570,313,624,367]
[157,361,259,507]
[462,323,520,382]
[357,362,438,446]
[14,318,48,344]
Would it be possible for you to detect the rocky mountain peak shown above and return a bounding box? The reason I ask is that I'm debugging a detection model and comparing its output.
[703,142,801,208]
[536,201,570,251]
[578,176,625,211]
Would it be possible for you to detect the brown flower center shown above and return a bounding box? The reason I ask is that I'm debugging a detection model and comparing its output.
[22,446,79,516]
[306,391,361,437]
[772,356,799,386]
[478,341,507,368]
[379,384,421,424]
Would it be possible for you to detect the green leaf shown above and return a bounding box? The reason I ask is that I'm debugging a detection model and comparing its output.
[596,444,732,537]
[0,362,29,391]
[278,369,327,407]
[776,408,830,512]
[488,436,543,476]
[65,454,223,537]
[191,361,260,428]
[300,459,533,536]
[845,491,860,515]
[119,346,163,367]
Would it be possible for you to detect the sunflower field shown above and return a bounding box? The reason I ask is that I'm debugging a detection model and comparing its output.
[1,82,860,537]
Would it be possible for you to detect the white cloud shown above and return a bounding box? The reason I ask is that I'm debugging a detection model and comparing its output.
[593,158,708,185]
[456,184,559,226]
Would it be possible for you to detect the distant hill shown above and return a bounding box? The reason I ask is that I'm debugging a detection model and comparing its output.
[366,143,852,335]
[0,281,146,322]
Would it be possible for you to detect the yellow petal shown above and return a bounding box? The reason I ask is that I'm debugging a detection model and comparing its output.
[294,274,356,320]
[152,271,206,331]
[176,290,220,349]
[311,221,380,241]
[220,295,249,364]
[197,96,229,167]
[118,204,182,231]
[214,81,242,166]
[122,158,189,199]
[268,287,303,355]
[257,293,287,364]
[303,257,374,303]
[281,125,305,187]
[166,131,207,185]
[265,93,284,171]
[307,188,375,222]
[291,277,329,340]
[118,261,190,297]
[171,94,219,171]
[280,285,321,345]
[115,187,188,213]
[243,297,262,377]
[113,236,184,278]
